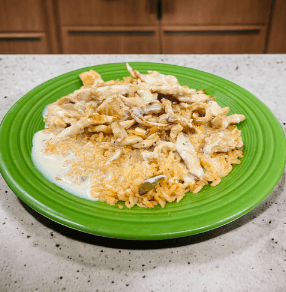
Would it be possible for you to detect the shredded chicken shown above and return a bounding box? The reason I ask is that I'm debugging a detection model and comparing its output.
[212,114,246,128]
[39,63,246,209]
[175,132,204,180]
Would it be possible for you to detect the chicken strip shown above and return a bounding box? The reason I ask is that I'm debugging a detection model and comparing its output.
[140,142,176,161]
[97,95,130,120]
[79,70,104,87]
[126,63,179,86]
[151,85,196,97]
[130,107,173,130]
[88,120,135,133]
[170,124,183,143]
[211,114,246,129]
[161,99,194,130]
[132,133,159,149]
[50,113,116,144]
[203,130,243,156]
[142,100,163,115]
[114,135,143,146]
[177,93,210,104]
[97,83,135,95]
[175,132,204,180]
[111,121,128,140]
[208,101,230,117]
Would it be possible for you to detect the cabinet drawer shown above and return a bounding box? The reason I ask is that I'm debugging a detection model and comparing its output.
[61,27,160,54]
[161,0,271,25]
[0,0,46,31]
[58,0,158,26]
[0,33,49,54]
[161,26,267,54]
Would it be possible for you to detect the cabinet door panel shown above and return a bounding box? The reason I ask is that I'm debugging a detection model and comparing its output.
[0,0,45,31]
[62,27,160,54]
[161,26,267,54]
[59,0,158,26]
[162,0,271,25]
[0,33,49,54]
[267,0,286,53]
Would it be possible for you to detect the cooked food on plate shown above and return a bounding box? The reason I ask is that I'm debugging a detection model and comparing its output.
[32,63,245,208]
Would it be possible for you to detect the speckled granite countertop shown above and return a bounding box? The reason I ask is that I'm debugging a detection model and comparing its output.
[0,55,285,292]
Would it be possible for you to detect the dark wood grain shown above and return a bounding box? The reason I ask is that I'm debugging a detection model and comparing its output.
[161,25,267,54]
[61,26,160,54]
[267,0,286,53]
[0,33,49,54]
[44,0,60,53]
[0,0,46,31]
[161,0,272,25]
[58,0,159,26]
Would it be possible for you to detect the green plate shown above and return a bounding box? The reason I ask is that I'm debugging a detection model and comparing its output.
[0,62,285,240]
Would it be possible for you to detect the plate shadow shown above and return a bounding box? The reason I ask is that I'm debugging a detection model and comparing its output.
[18,172,285,250]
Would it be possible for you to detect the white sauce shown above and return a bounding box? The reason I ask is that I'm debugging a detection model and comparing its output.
[144,175,166,184]
[31,130,95,200]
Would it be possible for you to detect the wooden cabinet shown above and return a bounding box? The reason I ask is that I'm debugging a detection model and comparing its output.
[61,27,160,54]
[267,0,286,53]
[0,33,49,54]
[161,0,271,25]
[57,0,272,54]
[0,0,284,54]
[160,0,271,54]
[58,0,159,54]
[161,26,268,54]
[0,0,46,31]
[0,0,53,54]
[58,0,158,26]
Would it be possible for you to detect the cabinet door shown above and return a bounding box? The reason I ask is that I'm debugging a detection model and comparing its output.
[161,26,267,54]
[161,0,271,25]
[62,27,160,54]
[58,0,158,26]
[0,33,49,54]
[267,0,286,53]
[0,0,46,31]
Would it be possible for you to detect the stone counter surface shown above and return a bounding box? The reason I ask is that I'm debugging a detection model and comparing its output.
[0,55,285,292]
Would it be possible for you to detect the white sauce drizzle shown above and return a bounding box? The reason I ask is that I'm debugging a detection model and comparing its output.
[31,130,95,200]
